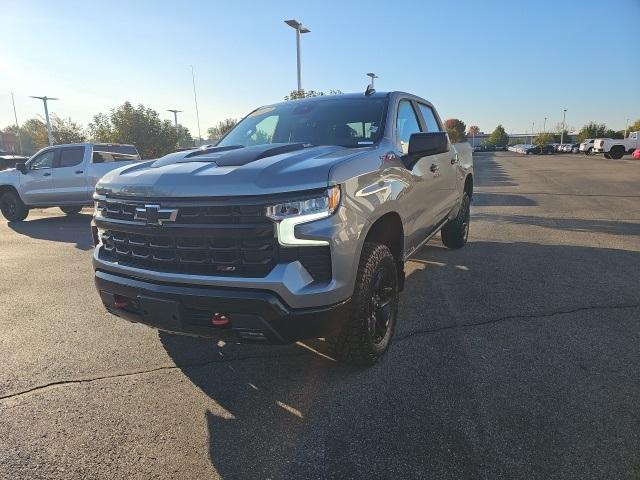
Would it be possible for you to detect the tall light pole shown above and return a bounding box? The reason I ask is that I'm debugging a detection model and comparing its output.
[284,19,310,92]
[366,72,378,88]
[543,116,547,134]
[531,122,535,144]
[167,109,182,148]
[560,109,567,146]
[30,95,58,146]
[10,93,23,154]
[625,118,630,138]
[190,66,202,143]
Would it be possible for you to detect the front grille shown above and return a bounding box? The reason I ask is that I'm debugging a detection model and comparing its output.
[100,228,276,277]
[96,198,271,225]
[96,196,332,281]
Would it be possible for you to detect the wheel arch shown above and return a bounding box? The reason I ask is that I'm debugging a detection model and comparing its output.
[361,211,405,290]
[464,173,474,199]
[0,184,21,200]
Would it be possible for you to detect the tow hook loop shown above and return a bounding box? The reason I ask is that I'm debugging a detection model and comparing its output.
[114,295,129,309]
[211,313,230,327]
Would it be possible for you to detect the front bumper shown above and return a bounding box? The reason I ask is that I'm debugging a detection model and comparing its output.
[95,270,350,344]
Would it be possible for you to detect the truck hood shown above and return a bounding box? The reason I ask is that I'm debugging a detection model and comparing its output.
[0,168,20,185]
[96,143,370,198]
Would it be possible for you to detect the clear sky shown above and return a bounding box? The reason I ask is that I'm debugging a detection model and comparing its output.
[1,0,639,137]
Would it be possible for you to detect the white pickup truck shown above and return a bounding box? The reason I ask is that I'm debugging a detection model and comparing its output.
[0,143,141,222]
[592,132,640,159]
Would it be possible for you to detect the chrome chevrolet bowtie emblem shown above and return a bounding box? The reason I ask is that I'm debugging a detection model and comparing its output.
[134,205,178,225]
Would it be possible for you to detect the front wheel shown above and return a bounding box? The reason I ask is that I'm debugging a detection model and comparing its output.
[329,243,399,366]
[585,148,592,155]
[609,147,625,160]
[0,191,29,222]
[441,193,470,249]
[60,206,83,215]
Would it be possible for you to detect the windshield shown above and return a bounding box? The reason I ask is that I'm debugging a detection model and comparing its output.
[217,97,387,148]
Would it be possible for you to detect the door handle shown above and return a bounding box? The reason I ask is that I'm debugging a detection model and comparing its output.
[75,170,84,174]
[43,172,51,177]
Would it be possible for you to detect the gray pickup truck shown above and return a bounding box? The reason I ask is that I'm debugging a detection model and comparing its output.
[0,143,141,221]
[92,91,473,365]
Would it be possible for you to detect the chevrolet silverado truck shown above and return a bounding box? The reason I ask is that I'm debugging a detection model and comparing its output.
[0,143,141,222]
[593,132,640,159]
[92,91,473,365]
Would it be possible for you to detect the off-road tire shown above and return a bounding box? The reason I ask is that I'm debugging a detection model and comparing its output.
[0,191,29,222]
[441,193,470,249]
[328,243,399,366]
[60,206,83,215]
[609,146,625,160]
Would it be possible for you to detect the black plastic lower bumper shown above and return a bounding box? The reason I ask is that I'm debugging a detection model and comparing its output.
[95,270,350,344]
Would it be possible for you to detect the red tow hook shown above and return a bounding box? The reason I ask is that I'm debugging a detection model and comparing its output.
[114,295,129,309]
[211,313,230,327]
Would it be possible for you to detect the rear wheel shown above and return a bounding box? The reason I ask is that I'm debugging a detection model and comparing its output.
[0,191,29,222]
[441,193,470,249]
[585,147,592,155]
[60,206,83,215]
[329,243,399,366]
[609,146,625,160]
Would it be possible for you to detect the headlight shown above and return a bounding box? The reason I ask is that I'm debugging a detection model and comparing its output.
[267,186,341,246]
[266,186,340,220]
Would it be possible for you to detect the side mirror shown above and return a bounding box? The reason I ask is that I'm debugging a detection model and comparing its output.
[403,132,449,169]
[15,162,28,174]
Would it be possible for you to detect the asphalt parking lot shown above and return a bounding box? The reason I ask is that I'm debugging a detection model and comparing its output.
[1,152,639,480]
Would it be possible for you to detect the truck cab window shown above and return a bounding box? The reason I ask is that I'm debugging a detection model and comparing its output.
[29,150,56,170]
[417,104,441,133]
[396,100,421,154]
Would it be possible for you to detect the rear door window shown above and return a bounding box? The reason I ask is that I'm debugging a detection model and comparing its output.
[57,147,85,168]
[92,145,141,163]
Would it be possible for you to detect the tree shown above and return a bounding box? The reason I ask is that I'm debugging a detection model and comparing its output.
[51,115,86,144]
[534,132,555,147]
[576,121,607,142]
[176,125,193,147]
[485,124,509,146]
[444,119,467,143]
[626,119,640,135]
[467,125,480,136]
[207,118,238,141]
[284,89,342,101]
[89,102,177,158]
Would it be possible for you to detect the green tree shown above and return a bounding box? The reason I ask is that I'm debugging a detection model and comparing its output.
[89,102,177,158]
[51,115,87,144]
[485,124,509,146]
[284,89,342,101]
[577,121,607,142]
[207,118,238,141]
[534,132,555,147]
[176,124,193,147]
[444,118,467,143]
[626,119,640,135]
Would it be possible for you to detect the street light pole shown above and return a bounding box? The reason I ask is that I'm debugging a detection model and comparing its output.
[531,122,535,144]
[625,118,630,138]
[560,109,567,146]
[167,109,182,148]
[366,72,378,88]
[190,66,202,143]
[10,93,23,154]
[543,117,547,134]
[284,19,310,92]
[30,96,58,146]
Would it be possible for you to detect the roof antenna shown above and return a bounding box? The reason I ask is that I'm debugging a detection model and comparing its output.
[365,72,378,96]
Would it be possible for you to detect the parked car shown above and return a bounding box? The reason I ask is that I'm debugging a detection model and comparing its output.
[92,91,474,365]
[0,154,29,171]
[0,143,141,222]
[593,132,640,159]
[579,139,595,155]
[540,144,555,154]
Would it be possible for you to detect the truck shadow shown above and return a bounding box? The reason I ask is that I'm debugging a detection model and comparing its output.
[7,213,94,250]
[473,153,518,188]
[159,239,640,479]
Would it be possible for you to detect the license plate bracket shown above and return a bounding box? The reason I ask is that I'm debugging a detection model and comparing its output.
[138,296,181,330]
